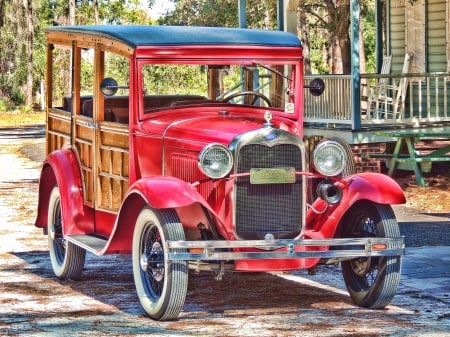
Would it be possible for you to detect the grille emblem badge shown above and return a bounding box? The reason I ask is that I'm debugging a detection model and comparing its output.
[265,233,275,241]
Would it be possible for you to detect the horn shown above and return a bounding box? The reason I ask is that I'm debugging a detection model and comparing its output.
[316,180,342,205]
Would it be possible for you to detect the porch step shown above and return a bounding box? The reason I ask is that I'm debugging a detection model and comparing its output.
[66,234,108,254]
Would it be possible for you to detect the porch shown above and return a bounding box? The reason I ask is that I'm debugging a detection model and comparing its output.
[303,71,450,174]
[304,71,450,142]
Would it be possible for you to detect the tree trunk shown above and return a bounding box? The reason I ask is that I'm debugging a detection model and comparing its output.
[93,0,99,24]
[339,35,351,74]
[24,0,33,107]
[0,0,5,27]
[329,35,343,73]
[69,0,75,25]
[299,9,312,74]
[326,0,350,74]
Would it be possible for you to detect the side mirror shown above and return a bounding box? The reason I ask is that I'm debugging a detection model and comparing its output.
[100,77,129,96]
[305,78,325,96]
[100,77,118,96]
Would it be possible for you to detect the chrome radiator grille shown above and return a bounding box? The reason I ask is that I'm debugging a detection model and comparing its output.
[235,143,303,239]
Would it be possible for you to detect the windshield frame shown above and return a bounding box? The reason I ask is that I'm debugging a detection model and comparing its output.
[135,50,303,122]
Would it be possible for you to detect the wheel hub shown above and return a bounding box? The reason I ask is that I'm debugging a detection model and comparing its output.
[140,242,164,282]
[352,257,372,276]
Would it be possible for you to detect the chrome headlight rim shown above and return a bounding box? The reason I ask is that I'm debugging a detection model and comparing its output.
[312,140,347,177]
[198,143,233,179]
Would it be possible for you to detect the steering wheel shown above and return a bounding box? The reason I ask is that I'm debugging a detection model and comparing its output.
[222,91,272,107]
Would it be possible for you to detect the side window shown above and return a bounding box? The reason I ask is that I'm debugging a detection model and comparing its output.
[79,48,94,118]
[102,52,130,123]
[49,46,94,116]
[50,47,71,112]
[141,64,208,113]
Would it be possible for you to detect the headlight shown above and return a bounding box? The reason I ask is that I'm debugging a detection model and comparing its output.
[198,143,233,179]
[313,140,346,176]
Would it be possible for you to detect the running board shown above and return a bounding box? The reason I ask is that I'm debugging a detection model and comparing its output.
[66,234,108,254]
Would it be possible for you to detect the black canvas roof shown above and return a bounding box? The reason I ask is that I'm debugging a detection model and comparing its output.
[46,25,301,48]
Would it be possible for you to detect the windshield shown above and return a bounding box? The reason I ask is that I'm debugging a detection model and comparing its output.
[139,62,296,115]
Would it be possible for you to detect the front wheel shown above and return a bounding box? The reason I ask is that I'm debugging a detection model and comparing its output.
[132,207,188,321]
[47,186,86,280]
[341,202,402,309]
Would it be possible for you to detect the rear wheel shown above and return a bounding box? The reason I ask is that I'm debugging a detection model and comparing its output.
[132,207,188,321]
[341,202,402,308]
[47,186,86,280]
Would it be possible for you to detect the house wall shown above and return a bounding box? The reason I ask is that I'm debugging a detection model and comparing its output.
[428,0,447,71]
[389,0,448,72]
[389,0,407,72]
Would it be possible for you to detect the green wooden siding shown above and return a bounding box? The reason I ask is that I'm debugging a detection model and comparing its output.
[389,2,406,72]
[427,0,447,71]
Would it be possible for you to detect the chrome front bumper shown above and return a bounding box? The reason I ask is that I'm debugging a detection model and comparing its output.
[166,237,405,261]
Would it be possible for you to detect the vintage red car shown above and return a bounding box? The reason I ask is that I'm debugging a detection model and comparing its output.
[35,25,405,320]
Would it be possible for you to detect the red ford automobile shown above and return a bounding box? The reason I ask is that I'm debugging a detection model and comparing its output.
[35,25,405,320]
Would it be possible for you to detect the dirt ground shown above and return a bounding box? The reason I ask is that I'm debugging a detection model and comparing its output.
[1,136,449,336]
[389,139,450,214]
[392,164,450,213]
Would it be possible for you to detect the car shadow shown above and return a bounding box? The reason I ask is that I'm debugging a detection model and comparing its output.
[11,250,356,318]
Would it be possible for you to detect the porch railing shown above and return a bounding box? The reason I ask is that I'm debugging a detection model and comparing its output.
[304,75,352,124]
[304,72,450,129]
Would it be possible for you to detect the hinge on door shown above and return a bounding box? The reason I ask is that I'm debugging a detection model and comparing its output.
[87,121,98,128]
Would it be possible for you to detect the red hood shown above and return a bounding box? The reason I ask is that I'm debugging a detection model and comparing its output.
[165,116,265,144]
[140,109,298,147]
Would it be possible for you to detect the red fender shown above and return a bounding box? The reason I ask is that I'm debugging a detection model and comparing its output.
[306,172,406,239]
[34,149,93,235]
[126,176,212,209]
[105,176,223,254]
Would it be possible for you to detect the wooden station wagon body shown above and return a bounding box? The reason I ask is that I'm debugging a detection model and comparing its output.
[35,25,406,320]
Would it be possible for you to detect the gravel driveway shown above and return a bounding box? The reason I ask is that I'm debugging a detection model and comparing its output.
[0,132,449,337]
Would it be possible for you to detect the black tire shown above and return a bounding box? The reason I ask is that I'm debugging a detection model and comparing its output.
[132,207,188,321]
[341,202,402,309]
[47,186,86,280]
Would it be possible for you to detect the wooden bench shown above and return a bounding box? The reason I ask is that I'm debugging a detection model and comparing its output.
[370,129,450,186]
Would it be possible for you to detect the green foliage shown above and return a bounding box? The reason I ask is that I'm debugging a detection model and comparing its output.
[362,8,376,73]
[159,0,238,27]
[0,100,8,113]
[158,0,278,29]
[142,64,207,95]
[10,88,25,105]
[246,0,278,30]
[297,0,376,74]
[0,0,156,107]
[105,53,130,86]
[0,0,379,106]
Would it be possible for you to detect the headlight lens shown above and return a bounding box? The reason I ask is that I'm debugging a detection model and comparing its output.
[313,140,347,176]
[198,143,233,179]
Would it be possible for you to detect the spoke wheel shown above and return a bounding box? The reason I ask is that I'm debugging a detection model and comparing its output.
[341,202,402,309]
[47,186,85,280]
[132,207,188,321]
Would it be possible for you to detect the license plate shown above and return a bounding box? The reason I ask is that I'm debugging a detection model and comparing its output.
[250,167,296,184]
